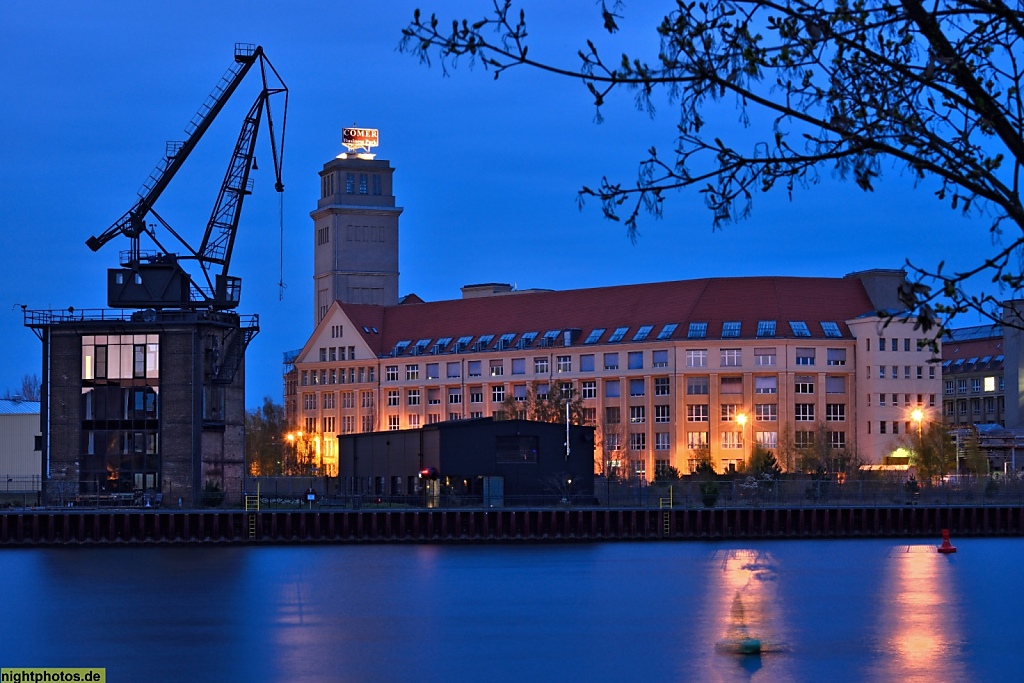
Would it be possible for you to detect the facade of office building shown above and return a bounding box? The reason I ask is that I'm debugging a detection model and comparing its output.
[284,150,940,477]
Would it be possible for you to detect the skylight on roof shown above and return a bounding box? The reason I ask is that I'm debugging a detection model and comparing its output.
[789,321,811,337]
[954,358,965,366]
[756,321,776,337]
[608,327,629,343]
[455,336,473,351]
[392,340,411,356]
[633,325,654,341]
[543,330,561,340]
[519,332,538,348]
[722,321,741,338]
[980,355,992,364]
[433,337,452,353]
[585,328,605,344]
[498,332,516,349]
[657,323,677,340]
[995,355,1004,363]
[821,322,842,338]
[688,322,707,339]
[967,357,978,365]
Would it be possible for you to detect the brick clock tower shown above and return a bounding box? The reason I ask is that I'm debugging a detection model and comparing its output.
[310,127,403,323]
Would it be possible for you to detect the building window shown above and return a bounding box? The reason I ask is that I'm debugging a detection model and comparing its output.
[756,320,776,337]
[957,379,968,394]
[469,388,484,403]
[582,407,597,425]
[829,431,846,449]
[605,380,621,398]
[557,355,572,373]
[406,365,419,381]
[426,363,440,380]
[652,350,669,367]
[826,376,846,394]
[827,348,847,366]
[826,404,846,421]
[721,404,739,422]
[654,405,670,423]
[985,376,996,392]
[534,357,549,375]
[407,389,421,406]
[720,376,743,394]
[447,362,461,379]
[795,431,815,448]
[581,381,597,399]
[687,405,709,422]
[603,353,619,371]
[754,348,776,366]
[606,433,621,451]
[387,390,400,407]
[795,348,815,366]
[605,406,621,424]
[629,433,646,451]
[490,361,504,377]
[388,415,400,431]
[630,406,646,424]
[468,361,482,377]
[688,322,708,338]
[972,378,981,393]
[491,386,505,403]
[687,376,709,395]
[686,349,707,367]
[687,432,709,449]
[655,433,670,451]
[580,354,595,372]
[794,376,815,394]
[723,321,741,337]
[795,404,815,421]
[755,403,777,421]
[756,431,778,448]
[654,377,670,396]
[609,327,629,343]
[755,376,777,394]
[721,431,742,449]
[449,389,462,404]
[385,365,398,382]
[628,351,643,370]
[629,379,645,396]
[721,349,741,367]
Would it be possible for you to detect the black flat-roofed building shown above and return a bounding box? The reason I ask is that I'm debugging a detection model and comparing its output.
[337,418,594,505]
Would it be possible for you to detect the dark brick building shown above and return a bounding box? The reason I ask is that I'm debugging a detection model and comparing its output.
[26,308,254,506]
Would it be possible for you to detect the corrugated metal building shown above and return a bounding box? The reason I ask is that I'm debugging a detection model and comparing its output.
[0,397,41,492]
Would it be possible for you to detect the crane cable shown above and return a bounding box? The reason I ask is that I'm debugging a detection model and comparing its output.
[278,192,286,301]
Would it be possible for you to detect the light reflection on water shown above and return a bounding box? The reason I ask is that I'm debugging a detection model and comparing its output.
[0,539,1019,682]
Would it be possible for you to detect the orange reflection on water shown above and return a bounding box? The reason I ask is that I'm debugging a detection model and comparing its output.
[875,545,964,683]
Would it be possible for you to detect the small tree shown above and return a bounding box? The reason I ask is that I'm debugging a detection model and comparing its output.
[246,397,286,476]
[962,429,989,477]
[912,422,957,481]
[4,374,40,401]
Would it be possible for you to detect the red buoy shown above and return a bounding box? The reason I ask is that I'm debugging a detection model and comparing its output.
[938,528,957,554]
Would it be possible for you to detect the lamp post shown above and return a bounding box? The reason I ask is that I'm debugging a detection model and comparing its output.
[737,412,748,470]
[911,408,924,464]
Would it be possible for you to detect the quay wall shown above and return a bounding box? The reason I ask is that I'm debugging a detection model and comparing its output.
[0,506,1023,546]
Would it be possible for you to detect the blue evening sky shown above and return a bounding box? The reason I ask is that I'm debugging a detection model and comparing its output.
[1,1,991,407]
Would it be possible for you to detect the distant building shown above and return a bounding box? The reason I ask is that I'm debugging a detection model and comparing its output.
[0,397,42,493]
[941,324,1005,428]
[285,142,941,477]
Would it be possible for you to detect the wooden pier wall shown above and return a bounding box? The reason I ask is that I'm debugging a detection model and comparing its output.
[0,506,1023,546]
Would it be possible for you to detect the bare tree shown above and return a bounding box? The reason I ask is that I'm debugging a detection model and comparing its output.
[4,374,40,401]
[402,1,1024,332]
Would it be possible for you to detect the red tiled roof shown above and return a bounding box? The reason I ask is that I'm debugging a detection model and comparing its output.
[338,276,878,357]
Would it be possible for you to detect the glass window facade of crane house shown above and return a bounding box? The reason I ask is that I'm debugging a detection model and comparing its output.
[81,335,161,496]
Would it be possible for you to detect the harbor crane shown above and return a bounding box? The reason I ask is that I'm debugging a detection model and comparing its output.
[85,43,287,311]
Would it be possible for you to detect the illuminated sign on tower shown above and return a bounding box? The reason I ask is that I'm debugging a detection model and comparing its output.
[342,127,379,152]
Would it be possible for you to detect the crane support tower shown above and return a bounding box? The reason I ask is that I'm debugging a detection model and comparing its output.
[86,42,288,311]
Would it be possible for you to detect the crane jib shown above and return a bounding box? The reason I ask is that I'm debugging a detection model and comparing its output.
[85,42,288,312]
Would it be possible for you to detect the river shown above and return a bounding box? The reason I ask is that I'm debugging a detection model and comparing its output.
[0,538,1019,682]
